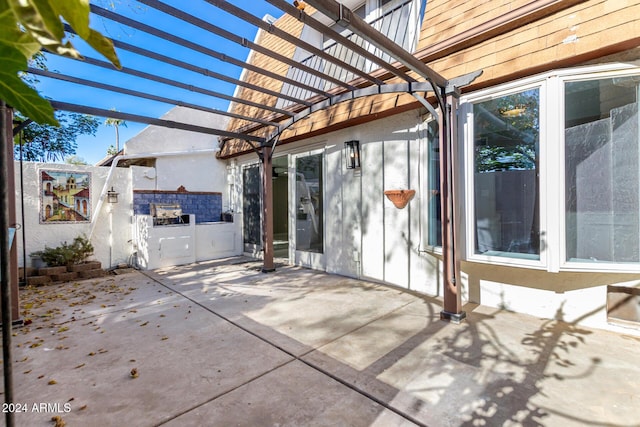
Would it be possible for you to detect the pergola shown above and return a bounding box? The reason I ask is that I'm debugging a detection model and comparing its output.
[1,0,481,421]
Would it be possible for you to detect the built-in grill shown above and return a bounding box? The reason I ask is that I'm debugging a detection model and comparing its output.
[150,203,187,226]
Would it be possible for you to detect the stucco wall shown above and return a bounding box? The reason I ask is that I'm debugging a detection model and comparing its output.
[124,106,230,209]
[234,110,444,296]
[14,162,133,270]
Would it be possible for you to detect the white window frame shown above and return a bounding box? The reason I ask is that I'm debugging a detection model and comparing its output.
[420,113,443,253]
[460,63,640,273]
[557,65,640,272]
[291,147,327,270]
[462,78,547,270]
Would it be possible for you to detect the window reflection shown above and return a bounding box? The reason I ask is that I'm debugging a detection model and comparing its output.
[473,89,540,259]
[427,120,442,247]
[565,77,640,263]
[295,153,324,253]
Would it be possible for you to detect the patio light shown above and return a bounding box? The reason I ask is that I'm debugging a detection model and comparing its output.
[107,187,119,203]
[344,140,361,169]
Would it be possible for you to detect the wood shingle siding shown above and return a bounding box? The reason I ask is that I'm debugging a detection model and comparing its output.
[225,12,305,135]
[424,0,640,90]
[221,0,640,158]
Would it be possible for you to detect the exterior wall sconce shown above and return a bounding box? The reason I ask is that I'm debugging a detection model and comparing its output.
[293,1,307,10]
[345,140,361,169]
[107,187,119,203]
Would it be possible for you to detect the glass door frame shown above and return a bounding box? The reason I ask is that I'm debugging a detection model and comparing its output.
[290,148,326,270]
[242,162,262,256]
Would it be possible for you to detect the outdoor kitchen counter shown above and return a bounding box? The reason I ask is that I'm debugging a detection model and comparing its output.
[195,215,242,262]
[134,214,243,270]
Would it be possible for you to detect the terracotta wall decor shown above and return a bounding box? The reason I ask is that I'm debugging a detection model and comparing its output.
[384,189,416,209]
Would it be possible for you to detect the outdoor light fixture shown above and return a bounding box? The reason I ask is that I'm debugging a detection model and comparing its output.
[293,1,307,10]
[345,140,361,169]
[107,187,119,204]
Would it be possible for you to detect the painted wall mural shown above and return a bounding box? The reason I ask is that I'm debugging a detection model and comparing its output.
[40,170,91,223]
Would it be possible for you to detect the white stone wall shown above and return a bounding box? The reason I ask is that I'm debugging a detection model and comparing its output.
[124,106,230,208]
[234,110,443,294]
[14,162,133,270]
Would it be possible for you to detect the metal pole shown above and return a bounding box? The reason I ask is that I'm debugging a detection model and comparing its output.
[439,89,465,323]
[19,130,27,286]
[1,100,16,427]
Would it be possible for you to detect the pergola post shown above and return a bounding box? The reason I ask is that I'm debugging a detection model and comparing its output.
[261,145,275,272]
[439,88,466,323]
[1,100,17,427]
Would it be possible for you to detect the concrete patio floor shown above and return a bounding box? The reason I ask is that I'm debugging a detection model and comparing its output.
[3,257,640,427]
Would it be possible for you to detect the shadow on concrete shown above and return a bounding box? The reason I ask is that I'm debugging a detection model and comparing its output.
[6,258,640,426]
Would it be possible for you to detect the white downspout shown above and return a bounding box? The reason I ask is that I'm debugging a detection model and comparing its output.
[89,149,219,239]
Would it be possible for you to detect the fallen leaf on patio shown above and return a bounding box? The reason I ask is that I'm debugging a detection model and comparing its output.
[88,352,96,356]
[23,370,32,374]
[19,356,28,362]
[57,327,69,333]
[161,336,169,341]
[140,321,149,327]
[74,363,85,369]
[79,405,87,410]
[130,368,139,378]
[51,415,66,426]
[48,379,57,385]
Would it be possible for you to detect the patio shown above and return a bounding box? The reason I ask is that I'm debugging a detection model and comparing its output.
[4,257,640,426]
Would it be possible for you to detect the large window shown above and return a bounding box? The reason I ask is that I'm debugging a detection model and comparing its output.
[295,153,324,253]
[565,76,640,264]
[427,119,441,247]
[463,65,640,271]
[472,88,540,260]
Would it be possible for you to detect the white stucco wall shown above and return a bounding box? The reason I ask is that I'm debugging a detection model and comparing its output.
[234,110,444,294]
[14,162,133,270]
[14,108,236,273]
[124,106,229,207]
[123,107,242,267]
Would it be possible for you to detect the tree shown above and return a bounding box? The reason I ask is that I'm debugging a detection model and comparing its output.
[105,111,127,153]
[474,89,540,173]
[14,111,99,162]
[0,0,121,125]
[64,155,89,165]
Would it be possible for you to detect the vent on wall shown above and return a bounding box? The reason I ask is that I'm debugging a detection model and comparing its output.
[607,285,640,328]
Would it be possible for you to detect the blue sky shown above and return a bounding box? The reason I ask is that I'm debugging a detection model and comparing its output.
[37,0,284,164]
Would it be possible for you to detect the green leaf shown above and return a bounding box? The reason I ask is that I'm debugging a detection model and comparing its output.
[0,77,57,126]
[52,0,90,39]
[0,8,40,58]
[0,0,120,125]
[85,28,121,69]
[8,0,82,58]
[0,48,57,125]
